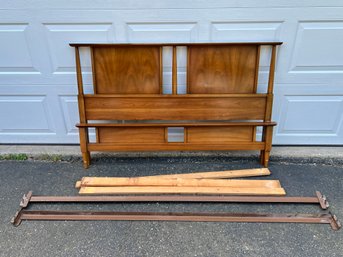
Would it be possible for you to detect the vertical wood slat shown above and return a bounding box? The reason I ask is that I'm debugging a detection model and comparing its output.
[267,45,277,94]
[185,46,189,139]
[253,45,261,93]
[261,45,277,167]
[252,46,260,142]
[264,96,274,122]
[75,47,83,95]
[91,46,97,94]
[75,46,90,168]
[164,127,168,143]
[90,46,100,142]
[252,126,257,142]
[264,45,277,122]
[183,46,189,140]
[160,46,163,94]
[75,46,86,123]
[186,46,189,94]
[172,46,177,95]
[184,127,188,143]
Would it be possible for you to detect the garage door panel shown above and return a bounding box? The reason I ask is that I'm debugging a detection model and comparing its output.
[59,96,79,135]
[127,22,198,43]
[279,96,342,133]
[273,85,343,144]
[0,95,55,133]
[0,20,46,85]
[44,23,113,73]
[0,5,343,144]
[290,21,343,74]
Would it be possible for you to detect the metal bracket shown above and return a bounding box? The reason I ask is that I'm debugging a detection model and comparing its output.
[10,209,23,227]
[329,213,342,231]
[316,191,329,210]
[10,191,32,227]
[20,191,33,208]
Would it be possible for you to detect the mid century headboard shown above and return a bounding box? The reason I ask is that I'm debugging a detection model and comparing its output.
[70,42,282,168]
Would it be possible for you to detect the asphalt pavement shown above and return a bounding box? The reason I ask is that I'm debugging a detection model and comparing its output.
[0,156,342,257]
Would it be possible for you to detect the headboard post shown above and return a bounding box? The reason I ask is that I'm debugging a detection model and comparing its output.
[260,44,278,167]
[74,46,90,168]
[172,46,178,95]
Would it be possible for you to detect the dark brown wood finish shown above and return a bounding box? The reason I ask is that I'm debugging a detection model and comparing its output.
[71,42,281,168]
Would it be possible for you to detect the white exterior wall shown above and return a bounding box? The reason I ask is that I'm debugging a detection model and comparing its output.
[0,1,342,144]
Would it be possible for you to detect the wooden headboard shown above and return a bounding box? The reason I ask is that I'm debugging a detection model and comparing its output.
[70,42,282,168]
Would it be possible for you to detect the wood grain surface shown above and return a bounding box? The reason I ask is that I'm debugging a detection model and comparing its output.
[93,46,161,94]
[79,186,286,196]
[84,95,267,120]
[188,45,257,93]
[79,177,281,188]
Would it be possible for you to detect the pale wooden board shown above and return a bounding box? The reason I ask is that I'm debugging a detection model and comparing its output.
[140,168,271,179]
[79,186,286,196]
[78,177,281,188]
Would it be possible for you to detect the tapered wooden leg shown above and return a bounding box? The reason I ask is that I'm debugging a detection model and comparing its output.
[260,126,266,165]
[263,151,270,167]
[82,152,91,169]
[260,150,265,165]
[79,127,90,169]
[261,126,273,167]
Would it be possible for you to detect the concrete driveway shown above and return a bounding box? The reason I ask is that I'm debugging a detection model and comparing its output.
[0,156,342,257]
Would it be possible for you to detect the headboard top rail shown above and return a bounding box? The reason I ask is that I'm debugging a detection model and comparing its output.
[70,42,282,47]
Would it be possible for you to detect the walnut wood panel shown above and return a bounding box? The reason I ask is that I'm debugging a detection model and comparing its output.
[187,127,254,143]
[84,95,267,120]
[188,45,257,93]
[98,127,165,143]
[93,46,161,94]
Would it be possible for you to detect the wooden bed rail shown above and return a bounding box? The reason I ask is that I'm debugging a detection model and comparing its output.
[71,42,282,168]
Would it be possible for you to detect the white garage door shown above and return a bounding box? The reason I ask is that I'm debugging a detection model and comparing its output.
[0,1,342,145]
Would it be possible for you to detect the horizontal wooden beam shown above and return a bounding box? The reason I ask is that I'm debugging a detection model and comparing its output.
[78,177,281,188]
[84,95,267,120]
[76,121,277,128]
[84,93,268,98]
[87,142,266,151]
[79,186,286,196]
[76,169,272,188]
[140,168,271,179]
[70,42,283,47]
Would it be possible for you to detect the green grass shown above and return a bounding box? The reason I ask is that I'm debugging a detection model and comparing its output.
[0,153,28,161]
[37,154,63,162]
[0,153,66,162]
